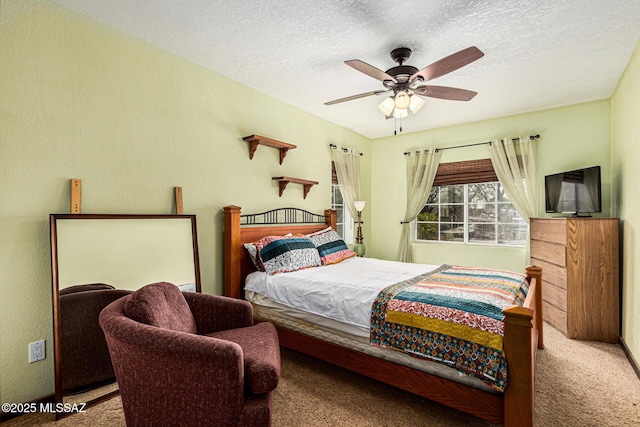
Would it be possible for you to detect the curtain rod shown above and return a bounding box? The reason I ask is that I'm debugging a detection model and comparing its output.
[329,144,363,156]
[404,134,540,156]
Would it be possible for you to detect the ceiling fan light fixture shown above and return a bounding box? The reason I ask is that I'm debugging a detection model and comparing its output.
[378,97,395,116]
[394,91,410,109]
[409,95,426,114]
[393,107,408,119]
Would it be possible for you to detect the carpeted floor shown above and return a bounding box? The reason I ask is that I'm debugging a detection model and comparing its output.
[6,323,640,426]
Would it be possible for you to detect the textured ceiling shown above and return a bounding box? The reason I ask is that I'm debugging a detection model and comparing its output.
[51,0,640,139]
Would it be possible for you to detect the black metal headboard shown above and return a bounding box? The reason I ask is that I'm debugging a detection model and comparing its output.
[240,207,327,226]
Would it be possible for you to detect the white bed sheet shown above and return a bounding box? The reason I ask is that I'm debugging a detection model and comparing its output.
[244,256,439,337]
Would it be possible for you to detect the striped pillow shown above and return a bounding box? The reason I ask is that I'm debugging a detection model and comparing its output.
[309,229,356,265]
[255,235,321,275]
[244,233,293,271]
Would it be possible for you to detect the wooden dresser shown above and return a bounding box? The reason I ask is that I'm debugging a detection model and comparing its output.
[530,217,619,343]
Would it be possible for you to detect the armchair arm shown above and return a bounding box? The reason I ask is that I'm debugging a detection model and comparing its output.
[183,292,254,334]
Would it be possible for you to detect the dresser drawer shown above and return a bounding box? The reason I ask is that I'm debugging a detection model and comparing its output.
[530,239,566,267]
[530,258,567,290]
[531,219,566,245]
[543,300,567,335]
[543,282,567,309]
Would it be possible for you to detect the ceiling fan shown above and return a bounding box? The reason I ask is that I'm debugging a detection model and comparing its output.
[325,46,484,120]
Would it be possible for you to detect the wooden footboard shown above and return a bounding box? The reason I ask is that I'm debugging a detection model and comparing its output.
[503,265,543,426]
[222,205,543,426]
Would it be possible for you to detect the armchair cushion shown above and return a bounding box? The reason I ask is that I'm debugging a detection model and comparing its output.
[124,282,197,334]
[183,291,254,334]
[208,321,280,394]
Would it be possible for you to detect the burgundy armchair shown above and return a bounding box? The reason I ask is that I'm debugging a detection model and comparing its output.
[99,282,280,426]
[59,283,132,392]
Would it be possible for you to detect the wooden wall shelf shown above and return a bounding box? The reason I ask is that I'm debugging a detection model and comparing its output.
[272,177,318,199]
[242,134,297,165]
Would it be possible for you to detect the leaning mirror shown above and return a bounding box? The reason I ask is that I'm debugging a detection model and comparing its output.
[50,214,201,412]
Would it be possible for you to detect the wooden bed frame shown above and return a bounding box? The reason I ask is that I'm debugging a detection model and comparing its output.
[223,205,544,426]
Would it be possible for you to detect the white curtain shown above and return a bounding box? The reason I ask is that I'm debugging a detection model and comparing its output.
[397,148,442,263]
[488,137,539,221]
[331,146,362,221]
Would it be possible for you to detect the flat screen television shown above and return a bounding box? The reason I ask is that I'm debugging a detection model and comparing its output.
[545,166,601,215]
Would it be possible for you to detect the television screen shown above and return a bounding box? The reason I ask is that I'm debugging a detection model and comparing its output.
[545,166,601,214]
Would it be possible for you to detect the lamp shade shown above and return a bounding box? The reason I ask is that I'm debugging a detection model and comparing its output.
[378,97,394,116]
[353,200,367,212]
[409,95,426,113]
[393,108,408,119]
[394,91,410,109]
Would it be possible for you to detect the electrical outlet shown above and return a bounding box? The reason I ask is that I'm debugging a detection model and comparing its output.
[29,340,45,363]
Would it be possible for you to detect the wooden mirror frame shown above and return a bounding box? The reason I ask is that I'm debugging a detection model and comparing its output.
[49,214,201,412]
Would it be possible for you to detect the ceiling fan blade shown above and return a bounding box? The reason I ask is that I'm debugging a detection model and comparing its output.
[324,90,390,105]
[413,85,478,101]
[345,60,398,83]
[410,46,484,82]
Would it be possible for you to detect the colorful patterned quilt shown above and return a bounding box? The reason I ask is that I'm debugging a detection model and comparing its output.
[370,264,529,392]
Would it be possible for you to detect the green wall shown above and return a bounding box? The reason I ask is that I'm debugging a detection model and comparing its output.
[611,38,640,363]
[369,100,611,270]
[0,0,370,405]
[0,0,634,409]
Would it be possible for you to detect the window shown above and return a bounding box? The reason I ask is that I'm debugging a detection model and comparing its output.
[331,183,354,243]
[331,162,354,243]
[416,182,528,246]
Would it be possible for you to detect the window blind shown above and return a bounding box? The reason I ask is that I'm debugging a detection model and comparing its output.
[432,158,497,187]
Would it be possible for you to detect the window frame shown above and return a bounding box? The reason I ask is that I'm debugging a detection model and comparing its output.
[331,182,354,244]
[415,181,528,247]
[412,158,530,248]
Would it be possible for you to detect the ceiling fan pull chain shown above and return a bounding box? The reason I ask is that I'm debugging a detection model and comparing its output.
[393,117,404,135]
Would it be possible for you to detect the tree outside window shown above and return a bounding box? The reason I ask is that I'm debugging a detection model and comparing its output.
[416,182,528,245]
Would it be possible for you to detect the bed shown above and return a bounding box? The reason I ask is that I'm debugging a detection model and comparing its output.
[223,205,543,426]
